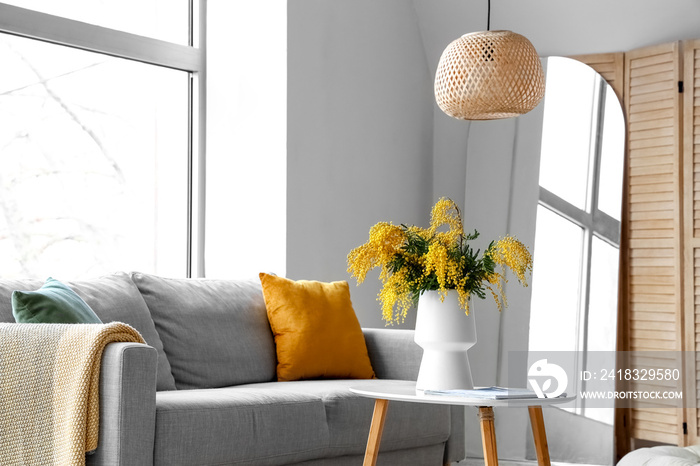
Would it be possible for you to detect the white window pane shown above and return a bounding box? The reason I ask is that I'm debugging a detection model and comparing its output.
[205,0,286,279]
[529,205,583,352]
[539,57,597,210]
[3,0,189,45]
[587,237,619,353]
[0,34,189,279]
[583,237,619,426]
[598,87,625,221]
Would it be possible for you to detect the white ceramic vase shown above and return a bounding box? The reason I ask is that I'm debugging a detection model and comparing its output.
[414,290,476,392]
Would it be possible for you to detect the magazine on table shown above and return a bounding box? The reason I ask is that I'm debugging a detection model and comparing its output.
[423,386,565,400]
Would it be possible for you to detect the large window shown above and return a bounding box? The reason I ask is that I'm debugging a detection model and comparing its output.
[0,2,203,279]
[205,0,287,279]
[529,58,625,423]
[1,0,190,44]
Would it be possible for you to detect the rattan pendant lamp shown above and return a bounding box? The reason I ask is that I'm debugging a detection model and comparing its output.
[434,0,545,120]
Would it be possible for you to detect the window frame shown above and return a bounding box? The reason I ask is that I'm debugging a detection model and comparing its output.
[0,1,206,277]
[536,76,622,418]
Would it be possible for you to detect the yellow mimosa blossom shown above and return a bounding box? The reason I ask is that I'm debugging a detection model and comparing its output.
[346,198,533,324]
[429,198,463,244]
[347,222,405,284]
[424,241,462,299]
[490,235,533,285]
[456,287,471,315]
[424,242,449,287]
[430,198,463,233]
[406,225,432,242]
[485,272,507,312]
[378,268,414,324]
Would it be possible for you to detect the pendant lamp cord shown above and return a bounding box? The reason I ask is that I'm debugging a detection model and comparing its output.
[487,0,491,30]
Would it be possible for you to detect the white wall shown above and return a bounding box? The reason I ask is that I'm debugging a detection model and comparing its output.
[206,0,287,279]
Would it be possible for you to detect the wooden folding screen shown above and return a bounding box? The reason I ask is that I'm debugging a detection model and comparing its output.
[624,42,684,447]
[682,39,700,446]
[575,42,689,458]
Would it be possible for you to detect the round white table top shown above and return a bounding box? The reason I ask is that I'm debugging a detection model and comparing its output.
[349,380,574,407]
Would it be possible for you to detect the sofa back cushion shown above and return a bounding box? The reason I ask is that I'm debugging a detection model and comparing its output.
[0,279,43,322]
[0,273,177,391]
[68,273,177,391]
[12,277,103,324]
[131,272,277,389]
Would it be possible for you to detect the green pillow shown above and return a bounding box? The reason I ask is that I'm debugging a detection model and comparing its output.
[12,277,102,324]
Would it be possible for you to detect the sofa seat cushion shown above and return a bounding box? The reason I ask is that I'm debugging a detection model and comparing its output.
[154,387,331,466]
[132,273,277,389]
[154,380,452,465]
[618,445,700,465]
[237,380,451,457]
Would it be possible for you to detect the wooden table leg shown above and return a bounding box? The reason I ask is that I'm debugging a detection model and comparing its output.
[528,406,551,466]
[478,406,498,466]
[363,398,389,466]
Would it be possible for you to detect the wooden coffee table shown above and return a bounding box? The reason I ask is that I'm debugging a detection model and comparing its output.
[350,380,573,466]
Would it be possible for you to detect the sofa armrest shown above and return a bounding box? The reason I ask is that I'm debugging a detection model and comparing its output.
[362,328,421,380]
[86,342,157,466]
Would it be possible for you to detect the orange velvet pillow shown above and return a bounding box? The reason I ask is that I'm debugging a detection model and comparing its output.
[259,273,375,381]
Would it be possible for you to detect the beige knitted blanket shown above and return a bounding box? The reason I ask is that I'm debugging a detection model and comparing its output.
[0,322,145,465]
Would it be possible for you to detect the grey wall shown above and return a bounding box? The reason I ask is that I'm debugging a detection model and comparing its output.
[492,0,700,57]
[287,0,700,329]
[287,0,700,463]
[287,0,434,329]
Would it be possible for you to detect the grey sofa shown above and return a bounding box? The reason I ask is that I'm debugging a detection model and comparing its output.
[0,272,465,465]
